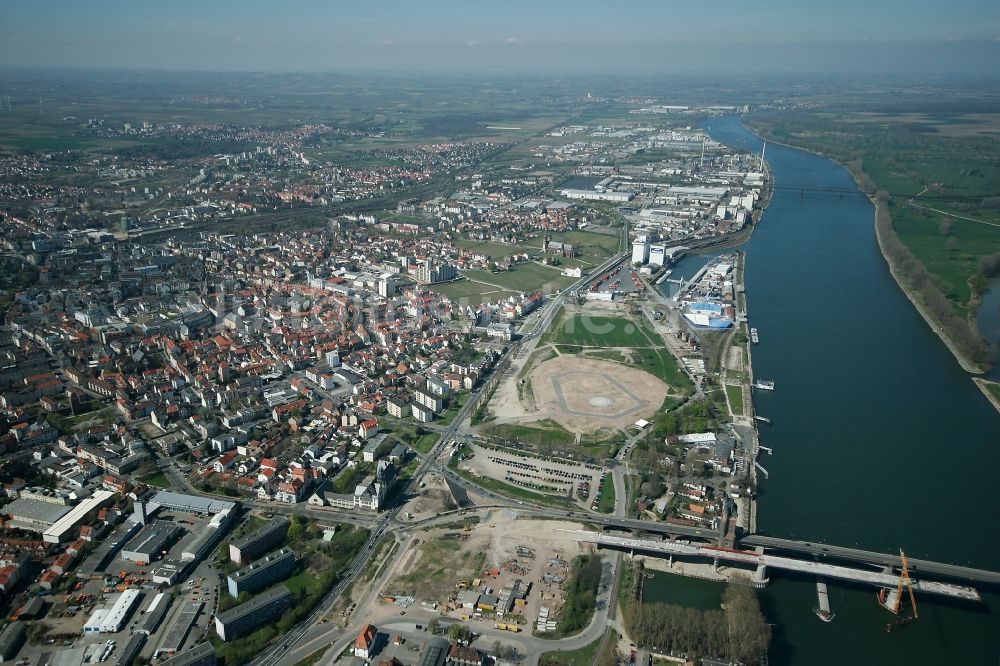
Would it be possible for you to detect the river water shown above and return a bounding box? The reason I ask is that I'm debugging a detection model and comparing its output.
[645,116,1000,664]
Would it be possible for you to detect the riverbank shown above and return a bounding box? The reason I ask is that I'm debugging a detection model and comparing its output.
[871,197,986,374]
[746,121,988,375]
[972,378,1000,414]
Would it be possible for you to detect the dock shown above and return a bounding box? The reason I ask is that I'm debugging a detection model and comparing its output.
[754,415,772,424]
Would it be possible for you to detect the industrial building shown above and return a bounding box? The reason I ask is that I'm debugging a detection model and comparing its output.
[229,517,289,564]
[77,520,142,578]
[112,632,146,666]
[227,548,296,597]
[42,490,117,543]
[121,520,183,565]
[632,238,650,265]
[560,188,634,202]
[215,584,291,641]
[159,642,217,666]
[418,637,450,666]
[145,490,236,516]
[100,589,142,633]
[159,599,204,654]
[3,498,72,533]
[138,592,173,636]
[83,609,106,634]
[0,620,26,662]
[151,559,184,586]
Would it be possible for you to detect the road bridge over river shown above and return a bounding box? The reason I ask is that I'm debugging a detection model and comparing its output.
[740,534,1000,586]
[568,530,983,603]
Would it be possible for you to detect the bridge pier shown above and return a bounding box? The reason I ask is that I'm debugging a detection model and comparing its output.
[752,563,769,589]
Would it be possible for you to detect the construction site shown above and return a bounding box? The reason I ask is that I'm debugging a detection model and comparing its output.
[377,512,592,637]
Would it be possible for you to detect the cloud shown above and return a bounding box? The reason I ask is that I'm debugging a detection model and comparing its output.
[504,36,521,44]
[465,40,480,46]
[375,39,396,46]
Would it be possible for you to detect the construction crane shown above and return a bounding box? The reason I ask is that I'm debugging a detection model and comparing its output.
[879,549,919,632]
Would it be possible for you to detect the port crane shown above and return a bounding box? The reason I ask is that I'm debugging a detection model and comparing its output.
[879,549,919,632]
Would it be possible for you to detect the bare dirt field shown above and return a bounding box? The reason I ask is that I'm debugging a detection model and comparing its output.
[379,512,591,632]
[527,355,667,434]
[398,473,457,522]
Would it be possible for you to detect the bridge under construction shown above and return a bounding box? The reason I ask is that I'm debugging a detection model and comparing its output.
[565,530,983,605]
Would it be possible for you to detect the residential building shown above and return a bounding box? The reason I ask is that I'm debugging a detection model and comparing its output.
[215,585,292,641]
[226,548,296,598]
[355,624,378,659]
[229,516,289,564]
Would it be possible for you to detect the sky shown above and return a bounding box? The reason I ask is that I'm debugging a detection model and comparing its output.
[3,0,1000,74]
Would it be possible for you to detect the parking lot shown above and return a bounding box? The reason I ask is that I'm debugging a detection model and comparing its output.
[459,444,607,510]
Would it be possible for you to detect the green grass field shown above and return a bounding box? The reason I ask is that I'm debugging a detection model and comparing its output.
[888,201,1000,316]
[725,384,745,416]
[596,475,616,514]
[482,419,578,447]
[429,279,518,305]
[464,263,576,293]
[452,238,533,259]
[548,229,624,256]
[547,313,654,348]
[630,347,693,391]
[140,471,171,489]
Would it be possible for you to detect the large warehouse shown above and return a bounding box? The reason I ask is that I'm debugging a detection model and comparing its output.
[120,521,183,565]
[42,490,116,543]
[3,498,71,533]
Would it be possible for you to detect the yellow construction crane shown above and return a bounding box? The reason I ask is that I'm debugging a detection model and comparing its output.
[880,549,919,632]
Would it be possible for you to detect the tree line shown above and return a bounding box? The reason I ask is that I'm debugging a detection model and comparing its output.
[555,554,603,636]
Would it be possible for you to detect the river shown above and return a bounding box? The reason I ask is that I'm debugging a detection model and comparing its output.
[646,116,1000,664]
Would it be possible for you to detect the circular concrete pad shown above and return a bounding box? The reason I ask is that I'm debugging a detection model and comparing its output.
[589,396,613,408]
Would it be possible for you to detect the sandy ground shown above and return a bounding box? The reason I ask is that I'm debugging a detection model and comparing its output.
[398,473,458,522]
[527,355,667,434]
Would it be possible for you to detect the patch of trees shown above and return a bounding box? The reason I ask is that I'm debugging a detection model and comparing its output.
[651,401,720,440]
[556,555,603,636]
[625,585,770,665]
[875,194,992,366]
